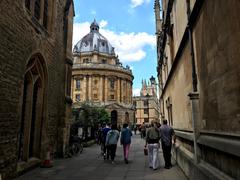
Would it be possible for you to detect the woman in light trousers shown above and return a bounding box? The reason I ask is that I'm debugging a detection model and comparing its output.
[145,122,160,170]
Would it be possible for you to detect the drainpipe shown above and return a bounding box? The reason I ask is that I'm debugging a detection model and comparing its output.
[186,0,200,164]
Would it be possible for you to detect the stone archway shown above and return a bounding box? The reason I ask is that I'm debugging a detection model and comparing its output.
[111,110,118,125]
[18,54,47,161]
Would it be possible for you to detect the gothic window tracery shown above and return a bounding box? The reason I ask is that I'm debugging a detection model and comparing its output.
[43,0,48,29]
[25,0,30,10]
[34,0,41,20]
[18,54,47,161]
[25,0,51,31]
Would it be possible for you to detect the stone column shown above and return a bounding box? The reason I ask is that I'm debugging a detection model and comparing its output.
[104,76,108,102]
[83,76,87,101]
[126,80,128,103]
[120,78,122,102]
[88,75,92,101]
[188,92,200,164]
[123,79,127,103]
[130,83,133,103]
[117,78,121,103]
[100,76,103,102]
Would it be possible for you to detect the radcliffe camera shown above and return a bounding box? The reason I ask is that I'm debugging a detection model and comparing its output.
[0,1,239,180]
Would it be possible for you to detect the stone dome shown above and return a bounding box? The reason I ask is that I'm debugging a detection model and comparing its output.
[73,20,115,55]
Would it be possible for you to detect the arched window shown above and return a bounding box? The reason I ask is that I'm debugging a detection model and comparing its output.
[18,54,47,161]
[43,0,49,29]
[25,0,30,10]
[34,0,41,20]
[25,0,52,31]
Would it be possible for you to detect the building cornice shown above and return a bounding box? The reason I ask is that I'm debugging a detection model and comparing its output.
[72,63,133,79]
[73,51,117,59]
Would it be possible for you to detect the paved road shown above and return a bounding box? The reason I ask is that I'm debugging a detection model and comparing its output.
[16,134,187,180]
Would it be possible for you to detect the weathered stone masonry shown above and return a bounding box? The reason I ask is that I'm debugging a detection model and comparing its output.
[0,1,74,179]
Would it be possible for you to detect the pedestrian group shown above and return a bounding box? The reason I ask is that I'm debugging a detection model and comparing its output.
[97,119,175,171]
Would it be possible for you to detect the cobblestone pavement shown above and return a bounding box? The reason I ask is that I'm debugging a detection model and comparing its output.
[16,134,187,180]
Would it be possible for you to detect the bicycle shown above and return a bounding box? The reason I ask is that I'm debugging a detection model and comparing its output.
[65,135,83,157]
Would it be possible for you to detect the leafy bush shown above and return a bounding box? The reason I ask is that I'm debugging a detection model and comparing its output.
[71,102,110,139]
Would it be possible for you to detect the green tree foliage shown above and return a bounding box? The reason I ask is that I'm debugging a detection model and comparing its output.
[72,102,110,128]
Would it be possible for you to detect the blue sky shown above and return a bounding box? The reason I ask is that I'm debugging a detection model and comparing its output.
[73,0,157,96]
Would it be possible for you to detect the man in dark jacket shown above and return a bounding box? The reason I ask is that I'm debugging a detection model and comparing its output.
[102,122,111,159]
[160,119,176,169]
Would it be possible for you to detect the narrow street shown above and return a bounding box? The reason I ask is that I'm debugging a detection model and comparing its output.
[16,134,187,180]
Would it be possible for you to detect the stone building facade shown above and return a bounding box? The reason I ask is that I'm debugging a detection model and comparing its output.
[0,1,74,179]
[155,0,240,179]
[133,76,159,125]
[72,20,134,125]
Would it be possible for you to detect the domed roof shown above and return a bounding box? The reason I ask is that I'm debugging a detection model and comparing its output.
[73,20,115,55]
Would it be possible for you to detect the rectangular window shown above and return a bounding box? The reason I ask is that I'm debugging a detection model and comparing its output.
[110,79,115,89]
[144,100,148,106]
[94,94,98,99]
[144,109,148,114]
[76,94,80,101]
[43,0,48,29]
[133,101,136,106]
[110,95,114,100]
[84,58,91,63]
[102,59,107,64]
[76,79,81,89]
[144,118,149,123]
[34,0,41,20]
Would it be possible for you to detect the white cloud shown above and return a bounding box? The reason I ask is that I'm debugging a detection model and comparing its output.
[72,20,155,62]
[133,88,141,96]
[72,22,90,47]
[99,20,108,28]
[130,0,151,8]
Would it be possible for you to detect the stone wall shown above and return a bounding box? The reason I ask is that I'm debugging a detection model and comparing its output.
[193,1,240,132]
[0,1,74,179]
[155,0,240,179]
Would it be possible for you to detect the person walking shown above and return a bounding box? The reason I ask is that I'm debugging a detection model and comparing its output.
[106,124,120,164]
[141,122,146,138]
[160,119,176,169]
[120,123,132,164]
[145,121,160,170]
[102,122,111,159]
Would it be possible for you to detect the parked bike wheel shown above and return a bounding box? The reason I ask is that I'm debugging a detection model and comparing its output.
[71,143,80,156]
[79,143,83,154]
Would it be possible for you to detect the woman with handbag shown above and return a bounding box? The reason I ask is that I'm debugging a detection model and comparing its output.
[145,121,160,170]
